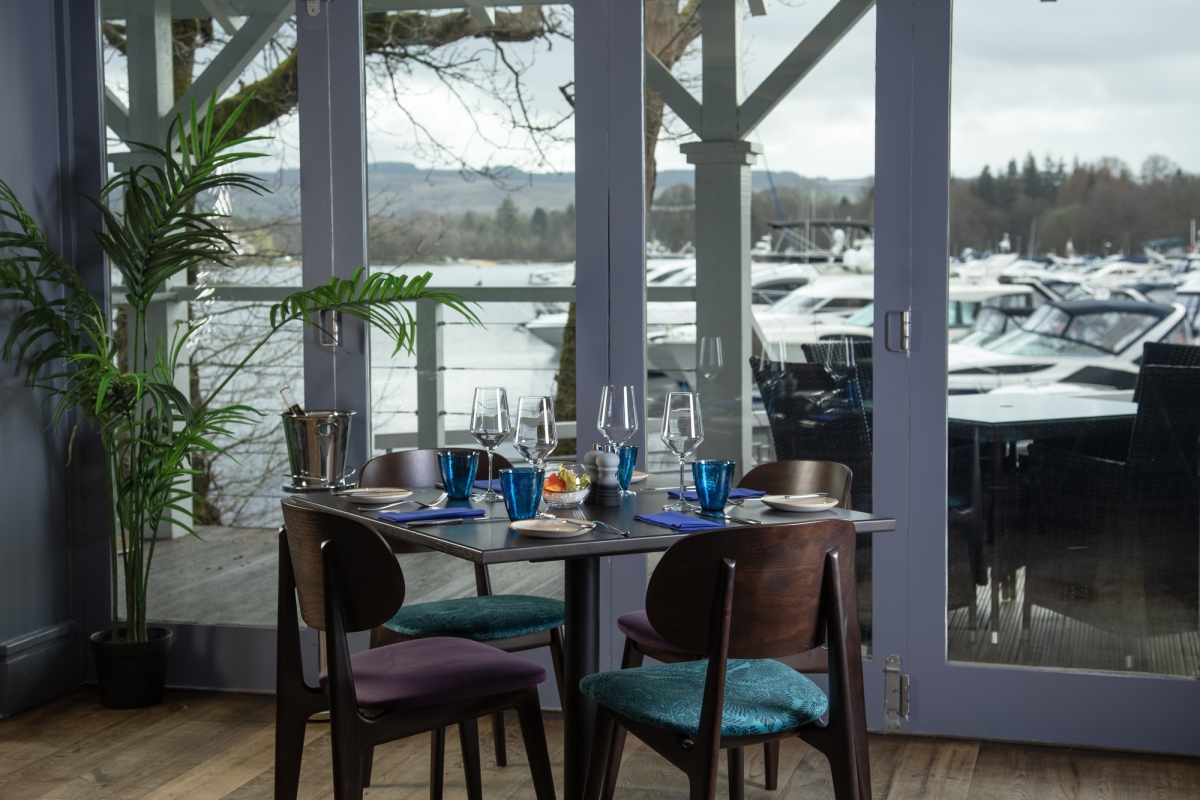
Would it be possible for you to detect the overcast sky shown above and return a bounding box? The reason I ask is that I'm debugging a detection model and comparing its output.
[363,0,1200,181]
[106,1,1200,182]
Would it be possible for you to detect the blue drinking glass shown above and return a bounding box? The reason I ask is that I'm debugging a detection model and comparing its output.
[438,450,479,500]
[500,467,545,521]
[692,459,735,512]
[617,445,638,497]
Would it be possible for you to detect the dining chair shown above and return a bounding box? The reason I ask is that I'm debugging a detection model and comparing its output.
[750,355,873,512]
[602,459,852,798]
[1026,364,1200,639]
[276,502,556,800]
[581,520,870,800]
[359,448,565,770]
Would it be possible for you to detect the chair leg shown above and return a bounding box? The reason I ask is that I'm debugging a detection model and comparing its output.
[458,718,484,800]
[273,700,315,800]
[429,728,446,800]
[728,748,745,800]
[599,723,628,800]
[763,740,780,791]
[492,710,508,767]
[362,746,374,788]
[583,707,617,800]
[549,626,567,704]
[330,726,364,800]
[515,687,558,800]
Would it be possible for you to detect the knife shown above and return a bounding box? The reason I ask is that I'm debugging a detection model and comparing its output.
[694,510,763,525]
[407,516,502,527]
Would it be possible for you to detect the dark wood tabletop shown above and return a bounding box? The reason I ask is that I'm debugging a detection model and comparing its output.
[289,475,896,565]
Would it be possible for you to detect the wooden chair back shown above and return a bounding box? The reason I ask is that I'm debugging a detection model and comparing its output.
[738,460,853,508]
[280,501,405,632]
[360,448,514,488]
[645,519,857,660]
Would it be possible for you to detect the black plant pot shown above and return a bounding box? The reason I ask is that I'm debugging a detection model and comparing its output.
[90,627,173,709]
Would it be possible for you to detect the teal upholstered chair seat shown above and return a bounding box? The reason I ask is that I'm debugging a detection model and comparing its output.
[580,658,828,737]
[384,594,565,642]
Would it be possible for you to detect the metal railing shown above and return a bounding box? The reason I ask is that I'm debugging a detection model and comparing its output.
[113,283,697,453]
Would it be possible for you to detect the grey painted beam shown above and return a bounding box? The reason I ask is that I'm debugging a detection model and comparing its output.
[103,87,129,141]
[162,0,291,141]
[124,0,172,149]
[199,0,242,35]
[645,50,702,136]
[101,0,572,19]
[110,284,694,305]
[465,0,494,27]
[297,0,371,470]
[747,0,768,16]
[739,0,874,137]
[415,300,446,449]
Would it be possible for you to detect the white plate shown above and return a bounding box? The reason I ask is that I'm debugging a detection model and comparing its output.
[628,471,649,484]
[761,496,839,513]
[510,518,595,538]
[334,487,414,505]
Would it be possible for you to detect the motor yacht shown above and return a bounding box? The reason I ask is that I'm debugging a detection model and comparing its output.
[948,299,1192,397]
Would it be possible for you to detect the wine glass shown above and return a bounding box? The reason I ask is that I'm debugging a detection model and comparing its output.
[515,396,558,468]
[597,384,639,448]
[698,336,723,384]
[470,387,511,502]
[659,391,704,511]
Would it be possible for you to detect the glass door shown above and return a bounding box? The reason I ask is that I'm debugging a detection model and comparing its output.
[895,0,1200,753]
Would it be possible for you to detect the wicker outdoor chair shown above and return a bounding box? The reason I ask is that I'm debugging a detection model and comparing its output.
[1132,342,1200,401]
[751,355,873,512]
[1026,364,1200,639]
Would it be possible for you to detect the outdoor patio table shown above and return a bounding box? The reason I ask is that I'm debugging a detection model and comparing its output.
[288,475,896,799]
[947,394,1138,639]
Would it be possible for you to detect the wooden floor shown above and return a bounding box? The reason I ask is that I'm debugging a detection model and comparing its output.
[2,689,1197,799]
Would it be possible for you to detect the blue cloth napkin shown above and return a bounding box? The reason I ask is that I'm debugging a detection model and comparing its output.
[378,507,486,523]
[667,487,766,501]
[473,479,503,491]
[633,512,723,532]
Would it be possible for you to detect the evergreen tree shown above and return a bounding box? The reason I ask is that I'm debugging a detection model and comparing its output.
[997,159,1019,209]
[530,206,549,238]
[1021,152,1043,199]
[974,165,996,207]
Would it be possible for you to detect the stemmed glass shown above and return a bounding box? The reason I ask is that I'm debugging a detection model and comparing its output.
[660,391,704,511]
[597,385,639,448]
[514,396,558,468]
[698,336,723,386]
[470,387,511,502]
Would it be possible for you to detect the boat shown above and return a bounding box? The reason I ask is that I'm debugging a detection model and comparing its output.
[751,219,874,269]
[948,299,1192,398]
[523,260,821,348]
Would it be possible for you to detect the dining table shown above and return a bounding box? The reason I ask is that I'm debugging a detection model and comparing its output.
[947,393,1138,639]
[288,472,897,800]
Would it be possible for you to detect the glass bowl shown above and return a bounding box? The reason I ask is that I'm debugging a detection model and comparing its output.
[542,463,591,508]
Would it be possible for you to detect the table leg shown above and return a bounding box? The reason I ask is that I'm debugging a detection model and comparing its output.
[988,439,1004,641]
[563,556,600,800]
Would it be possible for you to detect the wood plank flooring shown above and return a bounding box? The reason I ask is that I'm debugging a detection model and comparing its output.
[2,689,1197,800]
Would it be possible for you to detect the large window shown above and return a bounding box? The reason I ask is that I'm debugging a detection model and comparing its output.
[947,0,1200,677]
[102,5,302,626]
[364,4,575,605]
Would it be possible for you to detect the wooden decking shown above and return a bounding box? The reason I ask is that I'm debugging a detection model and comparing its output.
[948,567,1200,678]
[2,689,1197,799]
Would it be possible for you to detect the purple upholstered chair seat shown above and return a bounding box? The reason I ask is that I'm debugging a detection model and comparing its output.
[617,610,689,655]
[318,636,546,710]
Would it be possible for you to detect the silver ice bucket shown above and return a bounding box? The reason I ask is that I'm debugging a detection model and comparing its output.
[281,410,356,490]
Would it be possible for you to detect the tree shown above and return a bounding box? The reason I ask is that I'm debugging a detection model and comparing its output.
[1141,154,1178,185]
[997,159,1019,209]
[974,165,996,207]
[530,206,549,238]
[1021,152,1043,200]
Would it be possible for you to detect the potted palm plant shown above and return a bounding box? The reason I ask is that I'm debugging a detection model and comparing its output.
[0,96,475,708]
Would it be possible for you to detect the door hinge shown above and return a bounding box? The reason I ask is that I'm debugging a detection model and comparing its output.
[305,0,325,17]
[884,309,911,353]
[884,654,910,730]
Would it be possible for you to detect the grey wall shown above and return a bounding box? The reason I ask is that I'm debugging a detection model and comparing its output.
[0,0,108,717]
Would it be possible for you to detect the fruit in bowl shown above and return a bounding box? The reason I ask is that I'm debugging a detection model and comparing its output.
[543,464,591,508]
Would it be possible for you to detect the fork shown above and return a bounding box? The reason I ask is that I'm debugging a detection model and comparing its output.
[573,507,630,537]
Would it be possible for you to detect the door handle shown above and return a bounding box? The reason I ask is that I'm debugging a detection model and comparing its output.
[885,310,910,353]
